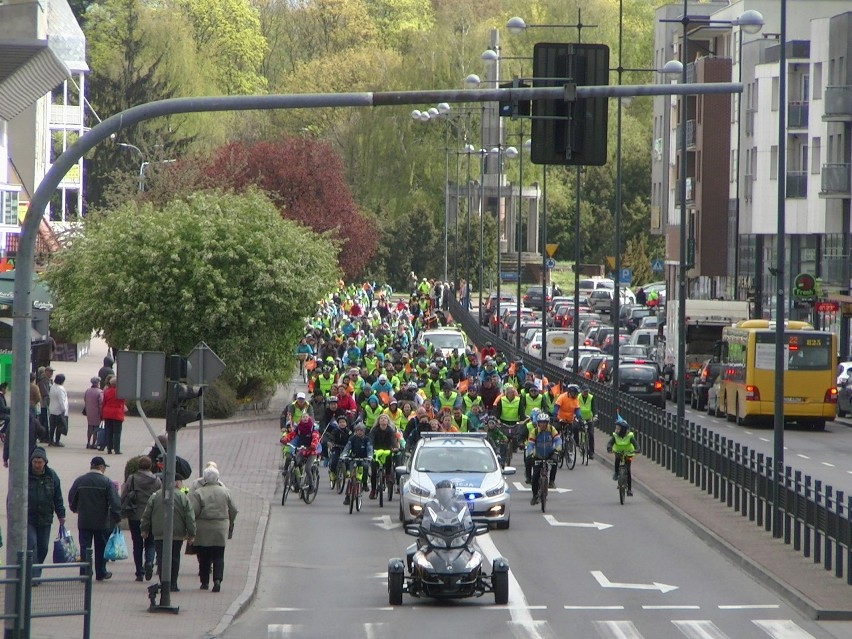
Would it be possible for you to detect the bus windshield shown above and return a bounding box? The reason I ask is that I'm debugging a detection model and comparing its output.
[755,332,832,371]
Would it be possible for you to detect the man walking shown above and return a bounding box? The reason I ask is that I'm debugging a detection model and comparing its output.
[27,447,65,576]
[68,456,121,581]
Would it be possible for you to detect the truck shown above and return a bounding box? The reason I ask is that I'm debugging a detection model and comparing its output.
[656,300,750,403]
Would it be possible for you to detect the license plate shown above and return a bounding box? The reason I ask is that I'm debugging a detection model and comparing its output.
[784,397,803,403]
[629,386,645,392]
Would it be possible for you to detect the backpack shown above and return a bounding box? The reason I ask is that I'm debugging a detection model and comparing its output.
[120,477,137,519]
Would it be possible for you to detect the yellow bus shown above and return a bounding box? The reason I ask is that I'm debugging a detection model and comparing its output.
[717,320,837,430]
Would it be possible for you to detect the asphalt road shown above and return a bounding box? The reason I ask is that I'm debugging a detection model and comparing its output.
[222,454,848,639]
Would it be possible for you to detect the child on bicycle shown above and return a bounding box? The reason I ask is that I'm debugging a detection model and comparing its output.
[484,416,508,465]
[340,421,373,505]
[280,413,320,491]
[606,418,640,497]
[526,412,562,505]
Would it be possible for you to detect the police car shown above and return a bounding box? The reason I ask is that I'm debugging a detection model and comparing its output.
[396,433,514,529]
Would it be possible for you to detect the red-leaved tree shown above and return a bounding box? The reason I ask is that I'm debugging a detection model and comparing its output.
[199,138,377,278]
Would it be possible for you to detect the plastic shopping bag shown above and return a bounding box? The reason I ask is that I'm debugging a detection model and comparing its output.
[52,525,78,564]
[103,527,128,561]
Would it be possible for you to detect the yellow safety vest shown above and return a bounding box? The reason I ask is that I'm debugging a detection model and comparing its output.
[499,396,521,423]
[578,393,594,420]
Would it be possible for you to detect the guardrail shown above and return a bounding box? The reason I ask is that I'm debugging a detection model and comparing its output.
[448,296,851,585]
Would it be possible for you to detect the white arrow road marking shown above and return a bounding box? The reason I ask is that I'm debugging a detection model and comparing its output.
[477,532,556,639]
[513,482,572,493]
[752,620,816,639]
[591,570,678,593]
[372,515,401,531]
[671,620,730,639]
[543,514,612,529]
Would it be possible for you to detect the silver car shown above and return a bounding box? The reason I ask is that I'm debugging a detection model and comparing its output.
[397,433,514,530]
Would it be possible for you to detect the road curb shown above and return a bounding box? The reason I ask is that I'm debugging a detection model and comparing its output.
[594,453,851,621]
[205,500,271,638]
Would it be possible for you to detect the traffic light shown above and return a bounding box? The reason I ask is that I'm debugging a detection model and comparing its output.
[499,79,531,118]
[530,43,609,166]
[166,381,202,432]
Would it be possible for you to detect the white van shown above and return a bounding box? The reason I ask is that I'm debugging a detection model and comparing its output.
[629,328,658,347]
[544,329,574,365]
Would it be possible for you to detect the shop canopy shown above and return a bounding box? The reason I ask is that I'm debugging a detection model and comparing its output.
[0,271,53,310]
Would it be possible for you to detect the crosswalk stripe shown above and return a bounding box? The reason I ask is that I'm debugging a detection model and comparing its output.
[718,605,780,610]
[267,624,302,638]
[672,620,730,639]
[364,622,388,639]
[752,620,816,639]
[594,620,644,639]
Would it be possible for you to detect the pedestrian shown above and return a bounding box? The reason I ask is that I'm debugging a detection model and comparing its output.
[636,287,647,307]
[100,375,125,454]
[189,465,238,592]
[37,366,53,439]
[29,372,42,425]
[122,455,161,582]
[140,470,195,592]
[68,456,121,581]
[27,447,66,577]
[48,374,69,447]
[97,356,115,389]
[83,377,103,450]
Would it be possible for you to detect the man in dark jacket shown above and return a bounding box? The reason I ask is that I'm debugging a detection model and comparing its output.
[27,447,65,577]
[68,456,121,581]
[121,456,161,581]
[97,356,115,389]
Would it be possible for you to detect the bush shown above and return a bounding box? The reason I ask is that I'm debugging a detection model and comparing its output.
[203,377,239,419]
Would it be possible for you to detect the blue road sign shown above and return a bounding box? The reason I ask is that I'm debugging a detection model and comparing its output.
[500,272,519,282]
[545,258,556,270]
[651,258,664,273]
[619,267,632,285]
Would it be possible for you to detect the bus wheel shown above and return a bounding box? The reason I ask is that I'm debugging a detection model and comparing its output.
[735,397,746,425]
[810,420,826,431]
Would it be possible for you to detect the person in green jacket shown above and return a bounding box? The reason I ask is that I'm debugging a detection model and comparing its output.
[607,418,641,497]
[141,472,196,592]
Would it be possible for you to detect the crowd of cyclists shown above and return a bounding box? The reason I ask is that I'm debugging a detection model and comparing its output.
[280,279,639,509]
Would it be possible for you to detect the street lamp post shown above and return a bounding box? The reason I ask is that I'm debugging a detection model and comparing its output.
[478,147,488,325]
[492,144,518,334]
[111,137,145,192]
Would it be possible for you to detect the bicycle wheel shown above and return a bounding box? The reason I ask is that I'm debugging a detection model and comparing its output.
[303,465,320,504]
[348,481,356,514]
[379,472,385,508]
[580,433,588,466]
[565,437,577,470]
[618,467,626,505]
[387,472,394,503]
[504,437,514,467]
[281,467,292,506]
[335,462,346,494]
[539,467,548,513]
[356,493,362,511]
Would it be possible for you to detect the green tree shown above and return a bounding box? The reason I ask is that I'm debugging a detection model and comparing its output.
[42,190,340,383]
[623,234,653,286]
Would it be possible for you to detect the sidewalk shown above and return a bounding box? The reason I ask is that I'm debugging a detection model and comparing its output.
[0,338,295,639]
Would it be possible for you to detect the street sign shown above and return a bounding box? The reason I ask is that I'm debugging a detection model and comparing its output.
[500,272,519,282]
[815,301,839,313]
[605,256,615,270]
[619,267,632,285]
[187,341,226,386]
[651,258,664,272]
[545,258,556,270]
[116,351,166,401]
[545,243,558,257]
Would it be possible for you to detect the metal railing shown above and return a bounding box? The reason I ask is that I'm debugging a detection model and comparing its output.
[449,296,851,585]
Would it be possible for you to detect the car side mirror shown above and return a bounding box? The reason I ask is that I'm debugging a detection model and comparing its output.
[404,525,421,537]
[502,466,516,476]
[395,465,409,479]
[474,524,490,536]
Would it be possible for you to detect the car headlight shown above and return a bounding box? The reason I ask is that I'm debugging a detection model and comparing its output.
[426,534,448,548]
[464,551,482,570]
[409,483,431,498]
[485,484,505,497]
[414,551,433,570]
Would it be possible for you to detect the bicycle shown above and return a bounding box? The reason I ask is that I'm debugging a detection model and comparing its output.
[498,421,521,467]
[532,456,558,513]
[614,452,634,505]
[280,445,310,506]
[344,457,370,514]
[327,444,346,493]
[576,417,597,467]
[373,449,397,508]
[557,421,576,470]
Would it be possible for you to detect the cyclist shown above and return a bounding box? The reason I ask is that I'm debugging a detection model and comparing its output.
[607,418,640,497]
[326,415,351,486]
[361,394,384,430]
[576,385,597,459]
[281,392,314,431]
[369,413,399,499]
[384,398,406,430]
[553,383,580,443]
[484,415,508,464]
[280,413,320,491]
[493,383,523,455]
[340,421,373,505]
[434,379,459,414]
[526,412,562,505]
[296,338,314,376]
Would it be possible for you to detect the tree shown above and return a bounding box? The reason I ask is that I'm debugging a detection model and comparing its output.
[41,190,340,383]
[623,234,653,286]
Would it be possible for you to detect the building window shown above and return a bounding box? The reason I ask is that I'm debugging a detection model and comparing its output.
[812,63,822,100]
[0,190,19,226]
[770,146,778,180]
[811,137,821,175]
[771,77,779,111]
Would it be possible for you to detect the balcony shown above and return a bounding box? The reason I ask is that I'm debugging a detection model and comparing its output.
[686,62,696,85]
[787,101,809,128]
[785,171,807,199]
[675,178,695,206]
[820,163,851,199]
[823,86,852,122]
[686,120,696,149]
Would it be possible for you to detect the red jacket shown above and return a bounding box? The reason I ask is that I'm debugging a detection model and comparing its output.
[101,386,126,422]
[335,392,357,414]
[281,428,320,455]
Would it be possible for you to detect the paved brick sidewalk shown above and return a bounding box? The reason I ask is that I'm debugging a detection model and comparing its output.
[0,338,291,639]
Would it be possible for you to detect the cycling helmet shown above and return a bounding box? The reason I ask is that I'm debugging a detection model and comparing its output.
[407,381,418,390]
[536,411,550,423]
[434,479,456,509]
[567,384,580,395]
[615,417,629,434]
[326,395,338,404]
[581,385,590,393]
[367,395,379,404]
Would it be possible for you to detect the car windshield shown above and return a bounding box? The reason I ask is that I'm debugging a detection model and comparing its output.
[621,366,657,383]
[424,333,465,350]
[415,447,498,473]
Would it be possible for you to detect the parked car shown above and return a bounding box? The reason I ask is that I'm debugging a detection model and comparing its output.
[600,333,629,354]
[691,359,724,411]
[560,346,602,372]
[628,328,658,348]
[706,373,725,417]
[638,315,660,329]
[837,361,852,386]
[613,363,665,409]
[624,307,654,333]
[619,344,653,359]
[483,292,517,326]
[836,380,852,418]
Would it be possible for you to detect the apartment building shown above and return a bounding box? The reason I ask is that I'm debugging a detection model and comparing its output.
[652,0,852,358]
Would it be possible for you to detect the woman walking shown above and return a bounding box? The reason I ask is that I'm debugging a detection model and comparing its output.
[189,465,238,592]
[100,375,125,454]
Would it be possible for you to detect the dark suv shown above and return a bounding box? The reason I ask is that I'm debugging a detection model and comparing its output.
[522,285,561,311]
[614,363,665,408]
[691,359,724,411]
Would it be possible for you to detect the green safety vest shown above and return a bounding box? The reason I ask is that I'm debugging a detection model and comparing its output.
[578,393,594,420]
[522,392,545,419]
[611,431,636,454]
[289,402,310,425]
[453,414,469,432]
[462,394,482,412]
[437,391,459,411]
[364,355,379,375]
[499,396,521,423]
[363,404,384,429]
[317,374,335,395]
